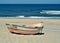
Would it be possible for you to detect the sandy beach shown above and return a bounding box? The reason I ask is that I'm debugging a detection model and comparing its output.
[0,18,60,43]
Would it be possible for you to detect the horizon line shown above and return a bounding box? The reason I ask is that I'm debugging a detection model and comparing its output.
[0,3,60,4]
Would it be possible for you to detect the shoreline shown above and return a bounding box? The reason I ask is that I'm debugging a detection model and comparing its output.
[0,17,60,25]
[0,17,60,19]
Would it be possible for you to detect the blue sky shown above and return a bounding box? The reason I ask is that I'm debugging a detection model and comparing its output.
[0,0,60,4]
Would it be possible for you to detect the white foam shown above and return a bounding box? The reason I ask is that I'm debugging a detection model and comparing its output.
[0,16,60,19]
[17,16,24,18]
[40,10,60,15]
[15,15,60,19]
[29,16,40,18]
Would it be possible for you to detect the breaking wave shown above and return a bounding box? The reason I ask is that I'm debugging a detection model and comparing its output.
[17,16,25,18]
[40,10,60,15]
[15,16,60,19]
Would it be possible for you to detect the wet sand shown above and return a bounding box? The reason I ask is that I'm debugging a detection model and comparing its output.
[0,18,60,43]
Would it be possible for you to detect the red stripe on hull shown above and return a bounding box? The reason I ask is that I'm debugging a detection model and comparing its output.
[8,28,39,34]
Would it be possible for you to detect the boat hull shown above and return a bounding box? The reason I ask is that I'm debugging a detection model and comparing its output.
[8,28,40,34]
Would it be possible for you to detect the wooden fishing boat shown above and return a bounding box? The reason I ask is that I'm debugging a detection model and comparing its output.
[6,23,43,35]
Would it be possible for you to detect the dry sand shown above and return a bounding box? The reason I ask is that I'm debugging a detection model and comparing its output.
[0,18,60,43]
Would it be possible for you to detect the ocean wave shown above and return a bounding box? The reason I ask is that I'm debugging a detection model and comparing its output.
[16,16,25,18]
[16,16,40,18]
[28,16,41,18]
[15,16,60,19]
[40,10,60,15]
[28,16,55,18]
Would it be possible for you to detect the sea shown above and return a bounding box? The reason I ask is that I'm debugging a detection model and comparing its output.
[0,4,60,19]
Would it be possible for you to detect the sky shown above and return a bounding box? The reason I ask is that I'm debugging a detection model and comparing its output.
[0,0,60,4]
